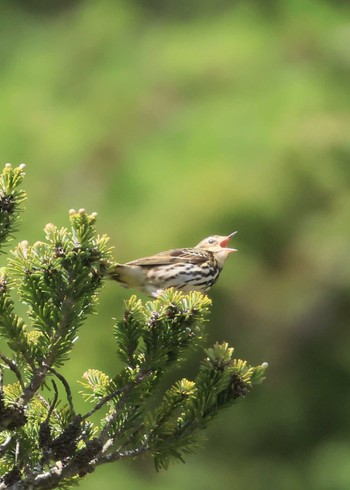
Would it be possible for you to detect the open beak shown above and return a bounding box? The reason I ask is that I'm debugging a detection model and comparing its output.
[220,231,238,252]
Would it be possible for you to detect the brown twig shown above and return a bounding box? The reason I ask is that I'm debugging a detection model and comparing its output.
[45,366,75,416]
[0,353,24,390]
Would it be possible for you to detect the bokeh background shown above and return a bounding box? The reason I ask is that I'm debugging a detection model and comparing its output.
[1,0,350,488]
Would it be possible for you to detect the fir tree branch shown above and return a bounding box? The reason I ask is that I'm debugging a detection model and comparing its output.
[80,385,125,422]
[99,368,154,444]
[20,299,81,406]
[0,163,26,250]
[0,167,267,488]
[5,444,150,490]
[98,446,149,464]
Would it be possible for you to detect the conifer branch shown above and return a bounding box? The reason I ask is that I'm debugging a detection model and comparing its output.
[0,164,267,489]
[99,368,154,443]
[80,384,126,422]
[98,446,149,464]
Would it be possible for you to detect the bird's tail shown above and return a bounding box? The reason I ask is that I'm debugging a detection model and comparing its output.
[109,264,145,289]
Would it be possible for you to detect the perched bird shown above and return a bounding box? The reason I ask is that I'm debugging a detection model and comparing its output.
[111,232,237,296]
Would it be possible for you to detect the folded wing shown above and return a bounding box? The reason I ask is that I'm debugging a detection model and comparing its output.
[126,248,208,267]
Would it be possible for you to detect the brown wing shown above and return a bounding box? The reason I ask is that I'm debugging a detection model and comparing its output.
[126,248,209,267]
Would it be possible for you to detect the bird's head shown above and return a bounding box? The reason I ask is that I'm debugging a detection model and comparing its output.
[195,232,238,266]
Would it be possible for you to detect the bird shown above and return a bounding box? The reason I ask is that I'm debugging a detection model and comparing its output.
[111,232,237,297]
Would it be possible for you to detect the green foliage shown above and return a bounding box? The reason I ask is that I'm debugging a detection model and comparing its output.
[0,164,266,489]
[0,164,26,250]
[147,342,266,471]
[7,209,112,368]
[0,269,31,362]
[114,291,211,370]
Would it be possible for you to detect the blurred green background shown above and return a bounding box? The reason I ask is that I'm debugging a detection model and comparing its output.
[1,0,350,488]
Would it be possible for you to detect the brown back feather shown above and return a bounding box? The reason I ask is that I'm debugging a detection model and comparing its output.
[126,248,210,267]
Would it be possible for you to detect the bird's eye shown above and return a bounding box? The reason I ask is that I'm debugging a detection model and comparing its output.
[208,238,215,244]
